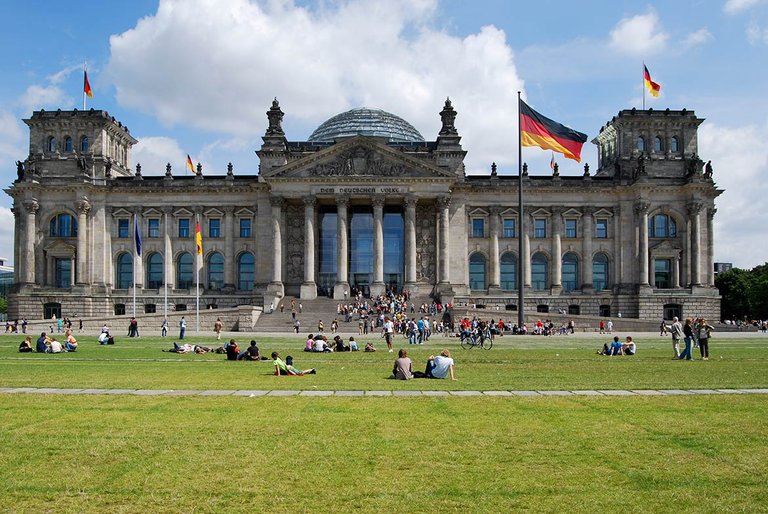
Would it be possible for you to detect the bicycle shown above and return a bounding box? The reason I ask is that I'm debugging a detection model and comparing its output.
[460,329,493,350]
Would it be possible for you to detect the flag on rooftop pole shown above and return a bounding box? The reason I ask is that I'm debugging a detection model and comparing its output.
[83,64,93,110]
[643,64,661,98]
[519,100,588,162]
[186,155,195,175]
[550,153,555,171]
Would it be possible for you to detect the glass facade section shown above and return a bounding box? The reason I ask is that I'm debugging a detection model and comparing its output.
[318,209,337,296]
[239,218,251,238]
[178,218,190,238]
[471,218,484,238]
[209,219,221,238]
[531,253,548,290]
[238,252,254,290]
[502,218,516,238]
[650,214,677,238]
[534,219,546,238]
[148,218,160,238]
[309,108,425,143]
[654,258,672,288]
[118,219,129,238]
[562,253,579,291]
[593,253,609,291]
[208,252,224,289]
[469,253,486,290]
[595,219,608,238]
[117,253,132,289]
[383,209,404,290]
[54,258,71,288]
[146,253,163,289]
[50,214,77,237]
[349,208,373,290]
[177,252,193,289]
[500,252,517,290]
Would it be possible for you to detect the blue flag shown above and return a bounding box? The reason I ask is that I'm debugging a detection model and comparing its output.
[134,215,142,257]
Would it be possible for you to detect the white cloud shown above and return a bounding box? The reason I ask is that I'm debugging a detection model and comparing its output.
[609,9,669,56]
[106,0,524,172]
[683,28,713,48]
[699,122,768,268]
[18,85,69,114]
[723,0,764,14]
[0,207,14,263]
[746,20,768,44]
[132,136,190,176]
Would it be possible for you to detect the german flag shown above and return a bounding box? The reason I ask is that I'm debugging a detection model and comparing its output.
[644,65,661,97]
[195,221,203,255]
[186,154,195,174]
[520,100,588,162]
[83,70,93,98]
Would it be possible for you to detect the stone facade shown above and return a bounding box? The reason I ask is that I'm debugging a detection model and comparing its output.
[5,102,722,321]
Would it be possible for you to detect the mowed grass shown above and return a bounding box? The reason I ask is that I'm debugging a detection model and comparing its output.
[1,333,767,512]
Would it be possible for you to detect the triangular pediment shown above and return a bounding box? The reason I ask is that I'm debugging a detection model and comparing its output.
[562,208,582,218]
[530,208,551,217]
[593,208,614,218]
[44,240,76,255]
[650,240,682,253]
[111,208,132,218]
[263,136,452,179]
[173,208,194,218]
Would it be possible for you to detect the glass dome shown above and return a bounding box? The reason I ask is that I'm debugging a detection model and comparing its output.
[308,107,425,143]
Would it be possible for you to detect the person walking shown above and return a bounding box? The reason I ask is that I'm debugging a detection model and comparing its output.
[678,318,694,360]
[668,316,683,358]
[214,318,223,340]
[179,316,186,340]
[697,318,714,360]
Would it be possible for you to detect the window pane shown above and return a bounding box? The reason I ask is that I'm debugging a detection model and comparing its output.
[118,219,129,238]
[208,252,224,289]
[80,136,89,153]
[592,254,609,291]
[238,252,255,290]
[562,254,579,291]
[654,136,663,152]
[595,219,608,239]
[146,253,163,288]
[500,253,517,290]
[472,218,484,238]
[148,219,160,238]
[531,254,548,290]
[637,136,645,152]
[654,258,672,288]
[671,136,679,153]
[177,252,193,289]
[209,219,221,238]
[502,219,516,238]
[469,254,486,290]
[534,219,546,238]
[117,254,133,289]
[565,219,577,238]
[55,258,71,288]
[179,219,190,238]
[239,218,252,238]
[64,137,73,152]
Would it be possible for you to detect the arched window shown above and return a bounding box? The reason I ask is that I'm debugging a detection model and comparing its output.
[500,252,517,290]
[80,135,89,153]
[562,253,580,291]
[64,136,73,153]
[238,252,255,290]
[636,136,645,152]
[177,252,193,289]
[469,253,487,290]
[49,213,77,237]
[208,252,224,289]
[670,136,679,153]
[592,253,610,291]
[146,253,164,289]
[47,136,57,152]
[649,214,677,238]
[654,136,663,153]
[531,253,548,290]
[116,253,133,289]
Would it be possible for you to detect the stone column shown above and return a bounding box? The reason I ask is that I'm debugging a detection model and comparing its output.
[581,209,593,291]
[301,196,318,299]
[688,202,702,286]
[22,199,39,285]
[224,207,235,290]
[437,196,451,284]
[334,196,349,299]
[523,228,531,289]
[267,196,284,298]
[489,206,501,290]
[163,207,174,290]
[75,197,91,286]
[673,253,681,288]
[636,202,650,287]
[551,210,562,292]
[370,196,385,296]
[707,208,716,286]
[404,196,417,290]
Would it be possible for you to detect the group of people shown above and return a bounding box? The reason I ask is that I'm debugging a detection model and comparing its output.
[303,333,361,353]
[597,336,636,356]
[5,318,28,334]
[391,348,457,380]
[666,316,714,360]
[18,331,78,353]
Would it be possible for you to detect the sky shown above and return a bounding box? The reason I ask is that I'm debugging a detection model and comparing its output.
[0,0,766,269]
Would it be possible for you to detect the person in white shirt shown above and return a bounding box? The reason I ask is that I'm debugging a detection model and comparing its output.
[425,349,456,380]
[382,316,395,352]
[48,338,64,353]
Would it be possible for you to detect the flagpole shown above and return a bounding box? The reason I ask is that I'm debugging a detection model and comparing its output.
[642,62,646,110]
[164,212,168,322]
[195,214,200,334]
[517,91,525,330]
[133,213,137,318]
[83,62,87,110]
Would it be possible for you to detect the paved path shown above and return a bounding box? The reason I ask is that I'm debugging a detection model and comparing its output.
[1,387,766,397]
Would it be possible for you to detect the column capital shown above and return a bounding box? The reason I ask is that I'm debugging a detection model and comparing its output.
[404,195,418,209]
[336,195,350,208]
[223,206,235,215]
[75,198,91,215]
[372,196,385,208]
[489,205,502,216]
[270,195,285,208]
[303,196,317,207]
[634,201,651,216]
[687,201,703,216]
[436,195,451,209]
[23,199,39,214]
[581,206,595,217]
[707,207,717,220]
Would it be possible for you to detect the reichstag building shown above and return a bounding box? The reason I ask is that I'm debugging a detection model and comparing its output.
[6,99,722,321]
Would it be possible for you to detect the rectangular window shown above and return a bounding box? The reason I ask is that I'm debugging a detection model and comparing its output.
[239,218,252,238]
[534,219,547,238]
[565,219,577,238]
[118,219,129,238]
[148,218,160,238]
[471,218,485,238]
[178,218,190,238]
[54,258,72,288]
[502,218,516,238]
[595,219,608,239]
[209,218,221,238]
[654,258,672,289]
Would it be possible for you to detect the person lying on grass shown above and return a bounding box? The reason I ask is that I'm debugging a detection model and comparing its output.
[164,342,213,354]
[271,351,316,376]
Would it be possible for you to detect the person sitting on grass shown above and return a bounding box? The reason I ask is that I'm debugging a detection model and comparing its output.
[364,342,377,352]
[349,336,359,352]
[333,335,349,352]
[304,334,314,352]
[392,348,413,380]
[36,332,49,353]
[621,336,636,355]
[598,336,623,356]
[65,333,78,352]
[271,351,316,376]
[48,337,64,354]
[313,335,332,353]
[425,349,456,380]
[225,339,240,361]
[98,332,115,345]
[238,340,266,361]
[19,336,34,353]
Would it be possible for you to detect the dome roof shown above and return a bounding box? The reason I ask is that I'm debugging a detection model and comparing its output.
[308,107,425,143]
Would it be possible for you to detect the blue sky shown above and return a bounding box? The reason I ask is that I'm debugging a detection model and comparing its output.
[1,0,766,268]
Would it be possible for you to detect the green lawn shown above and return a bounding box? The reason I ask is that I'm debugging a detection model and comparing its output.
[1,334,766,512]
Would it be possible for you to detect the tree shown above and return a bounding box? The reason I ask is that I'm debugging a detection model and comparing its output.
[715,268,751,320]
